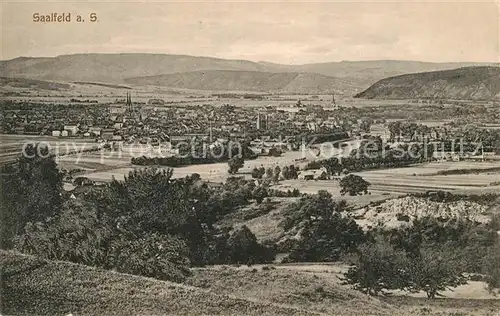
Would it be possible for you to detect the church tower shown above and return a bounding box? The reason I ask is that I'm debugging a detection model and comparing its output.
[126,92,132,112]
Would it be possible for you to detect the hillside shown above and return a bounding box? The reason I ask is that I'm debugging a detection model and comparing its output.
[125,70,355,94]
[0,77,70,90]
[1,53,496,93]
[0,250,312,316]
[291,60,496,88]
[355,66,500,100]
[2,250,498,316]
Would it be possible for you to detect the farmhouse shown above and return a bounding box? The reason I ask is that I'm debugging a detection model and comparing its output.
[298,167,328,180]
[64,125,79,136]
[433,151,462,162]
[89,127,102,136]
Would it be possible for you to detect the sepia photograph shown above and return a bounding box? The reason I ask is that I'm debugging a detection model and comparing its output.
[1,0,500,315]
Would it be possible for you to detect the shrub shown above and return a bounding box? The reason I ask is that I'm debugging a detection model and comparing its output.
[109,233,191,282]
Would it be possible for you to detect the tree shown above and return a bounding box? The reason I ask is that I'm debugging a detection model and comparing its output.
[408,248,467,298]
[251,167,263,179]
[1,144,63,248]
[287,211,365,262]
[282,190,339,231]
[273,166,281,184]
[227,225,275,265]
[265,167,274,179]
[288,165,299,179]
[342,238,411,296]
[482,243,500,292]
[252,184,269,204]
[228,156,244,174]
[340,174,370,196]
[251,167,266,179]
[15,199,115,267]
[73,176,92,186]
[281,166,290,179]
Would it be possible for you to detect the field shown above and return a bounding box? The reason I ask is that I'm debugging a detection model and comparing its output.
[2,250,499,316]
[0,134,98,165]
[275,161,500,198]
[78,148,332,182]
[4,132,498,200]
[1,78,417,109]
[75,152,500,203]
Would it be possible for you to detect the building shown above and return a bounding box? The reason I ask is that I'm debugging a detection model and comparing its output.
[64,125,79,136]
[256,113,268,130]
[169,135,192,144]
[432,151,462,162]
[101,128,115,140]
[89,127,102,136]
[298,167,328,180]
[52,130,61,137]
[124,92,141,122]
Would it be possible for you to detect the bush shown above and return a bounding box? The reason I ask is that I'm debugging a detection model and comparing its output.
[109,233,191,282]
[14,200,113,267]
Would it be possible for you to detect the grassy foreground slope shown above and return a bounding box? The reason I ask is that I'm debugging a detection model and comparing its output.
[2,250,500,316]
[188,266,500,316]
[0,251,313,316]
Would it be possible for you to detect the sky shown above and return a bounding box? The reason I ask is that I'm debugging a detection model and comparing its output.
[1,0,499,64]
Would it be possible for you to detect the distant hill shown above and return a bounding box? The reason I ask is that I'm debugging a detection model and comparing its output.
[355,66,500,100]
[125,70,357,94]
[0,54,272,84]
[1,54,497,94]
[290,60,497,91]
[0,77,70,90]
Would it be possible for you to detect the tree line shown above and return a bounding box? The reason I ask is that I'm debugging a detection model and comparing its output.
[132,141,257,167]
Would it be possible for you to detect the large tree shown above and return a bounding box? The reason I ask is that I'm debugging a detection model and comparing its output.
[340,174,370,196]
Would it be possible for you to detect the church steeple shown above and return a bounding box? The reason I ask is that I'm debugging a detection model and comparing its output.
[126,92,132,112]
